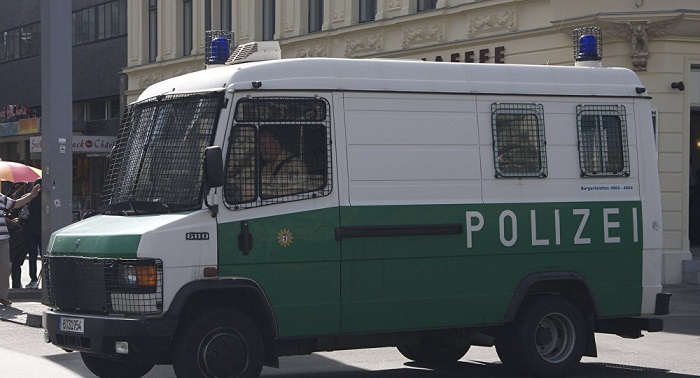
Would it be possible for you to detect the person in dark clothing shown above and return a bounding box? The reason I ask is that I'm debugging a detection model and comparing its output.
[22,178,41,289]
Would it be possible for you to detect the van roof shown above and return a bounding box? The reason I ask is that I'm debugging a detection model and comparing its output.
[137,58,645,101]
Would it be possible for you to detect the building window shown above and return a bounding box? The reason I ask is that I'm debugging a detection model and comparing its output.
[0,22,41,63]
[359,0,376,23]
[149,0,158,62]
[577,105,629,177]
[491,103,548,178]
[221,0,232,31]
[417,0,437,12]
[225,97,332,208]
[262,0,275,41]
[308,0,323,33]
[204,0,211,31]
[183,0,193,56]
[73,0,126,46]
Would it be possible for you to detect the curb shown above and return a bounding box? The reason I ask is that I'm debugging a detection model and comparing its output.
[1,289,44,328]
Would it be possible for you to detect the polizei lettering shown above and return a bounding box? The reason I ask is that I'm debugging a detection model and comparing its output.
[465,204,640,251]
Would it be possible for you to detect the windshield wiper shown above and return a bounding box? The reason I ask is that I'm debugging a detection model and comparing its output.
[99,201,172,216]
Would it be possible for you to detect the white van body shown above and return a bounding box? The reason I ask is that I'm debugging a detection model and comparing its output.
[43,55,665,378]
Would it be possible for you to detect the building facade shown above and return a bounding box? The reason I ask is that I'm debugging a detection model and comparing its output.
[0,0,127,219]
[123,0,700,284]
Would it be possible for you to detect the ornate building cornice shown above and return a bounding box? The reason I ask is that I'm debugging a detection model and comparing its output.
[345,33,383,56]
[467,9,517,37]
[402,23,444,48]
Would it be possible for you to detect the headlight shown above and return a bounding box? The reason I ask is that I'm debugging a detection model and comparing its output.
[117,262,158,292]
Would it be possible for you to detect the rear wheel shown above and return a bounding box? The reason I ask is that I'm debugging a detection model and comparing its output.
[172,309,264,378]
[80,353,154,378]
[397,335,470,365]
[496,296,586,377]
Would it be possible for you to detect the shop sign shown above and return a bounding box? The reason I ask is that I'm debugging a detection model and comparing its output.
[0,122,19,137]
[19,118,40,134]
[0,105,29,119]
[423,46,506,63]
[29,136,117,154]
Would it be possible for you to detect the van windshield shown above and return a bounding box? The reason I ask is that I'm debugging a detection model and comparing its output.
[100,91,225,215]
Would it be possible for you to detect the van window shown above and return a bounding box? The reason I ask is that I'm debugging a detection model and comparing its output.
[576,105,629,177]
[224,97,332,208]
[491,103,547,178]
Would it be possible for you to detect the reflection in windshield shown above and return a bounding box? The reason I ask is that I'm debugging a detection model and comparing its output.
[101,91,225,214]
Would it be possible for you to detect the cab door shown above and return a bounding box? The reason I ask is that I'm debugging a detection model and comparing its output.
[216,93,341,338]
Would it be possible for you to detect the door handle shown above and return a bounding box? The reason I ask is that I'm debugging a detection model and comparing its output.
[238,220,253,255]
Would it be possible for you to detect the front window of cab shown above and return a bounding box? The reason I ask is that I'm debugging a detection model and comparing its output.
[101,91,224,214]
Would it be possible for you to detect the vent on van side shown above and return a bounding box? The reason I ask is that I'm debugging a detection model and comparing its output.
[225,41,282,65]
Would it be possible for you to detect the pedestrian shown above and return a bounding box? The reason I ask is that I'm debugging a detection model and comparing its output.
[0,182,40,305]
[20,178,41,288]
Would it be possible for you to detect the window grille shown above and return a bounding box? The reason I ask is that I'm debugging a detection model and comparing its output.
[101,91,224,212]
[44,256,163,316]
[576,104,629,177]
[491,103,547,178]
[224,97,332,209]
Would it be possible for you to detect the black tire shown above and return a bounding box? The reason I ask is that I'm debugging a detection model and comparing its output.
[80,353,154,378]
[496,296,586,377]
[397,336,470,365]
[172,309,264,378]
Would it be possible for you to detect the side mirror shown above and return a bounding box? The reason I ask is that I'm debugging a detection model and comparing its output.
[204,146,224,188]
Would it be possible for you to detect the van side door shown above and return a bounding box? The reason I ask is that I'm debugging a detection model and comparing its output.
[216,93,341,338]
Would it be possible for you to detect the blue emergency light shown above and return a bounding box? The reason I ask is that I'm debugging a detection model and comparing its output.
[573,27,602,63]
[204,30,234,65]
[209,37,230,64]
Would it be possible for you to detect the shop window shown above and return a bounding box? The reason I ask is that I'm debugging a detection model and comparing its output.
[491,103,548,178]
[224,97,332,208]
[577,104,629,177]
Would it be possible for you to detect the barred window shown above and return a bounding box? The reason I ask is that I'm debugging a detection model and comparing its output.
[101,91,224,212]
[491,103,547,178]
[224,97,332,208]
[576,105,629,177]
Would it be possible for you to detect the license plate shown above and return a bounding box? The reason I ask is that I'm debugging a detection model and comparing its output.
[59,316,84,334]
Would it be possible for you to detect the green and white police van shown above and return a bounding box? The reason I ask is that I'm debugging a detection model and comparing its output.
[43,30,667,378]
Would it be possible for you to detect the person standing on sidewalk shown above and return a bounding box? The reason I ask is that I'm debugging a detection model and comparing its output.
[0,182,40,305]
[23,179,41,289]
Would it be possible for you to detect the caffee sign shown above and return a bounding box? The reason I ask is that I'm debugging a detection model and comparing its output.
[423,46,506,63]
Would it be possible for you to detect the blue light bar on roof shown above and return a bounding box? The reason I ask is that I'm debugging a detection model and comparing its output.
[573,27,602,63]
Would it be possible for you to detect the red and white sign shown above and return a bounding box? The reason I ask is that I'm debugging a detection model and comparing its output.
[29,136,117,154]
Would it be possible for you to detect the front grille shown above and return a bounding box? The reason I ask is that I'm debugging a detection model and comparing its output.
[44,256,163,315]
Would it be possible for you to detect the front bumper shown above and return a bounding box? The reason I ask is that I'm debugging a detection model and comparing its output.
[43,309,177,355]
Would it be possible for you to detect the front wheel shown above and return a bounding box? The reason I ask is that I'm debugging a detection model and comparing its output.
[172,309,264,378]
[80,353,154,378]
[495,296,586,377]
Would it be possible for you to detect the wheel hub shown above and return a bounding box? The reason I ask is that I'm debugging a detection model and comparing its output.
[200,330,248,377]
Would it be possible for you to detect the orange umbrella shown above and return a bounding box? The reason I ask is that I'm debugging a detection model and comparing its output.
[0,161,42,182]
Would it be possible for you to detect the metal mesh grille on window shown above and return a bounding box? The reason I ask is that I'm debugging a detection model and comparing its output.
[102,91,224,209]
[576,104,629,177]
[224,97,332,209]
[491,103,547,178]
